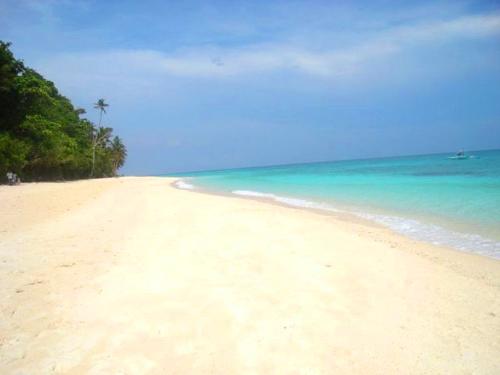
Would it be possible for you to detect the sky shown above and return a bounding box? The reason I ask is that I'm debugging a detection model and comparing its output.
[1,0,500,174]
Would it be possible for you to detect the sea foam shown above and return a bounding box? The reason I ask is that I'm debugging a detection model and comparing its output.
[357,212,500,259]
[232,190,340,212]
[174,180,195,190]
[232,189,500,259]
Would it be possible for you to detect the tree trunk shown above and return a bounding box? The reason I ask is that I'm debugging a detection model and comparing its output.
[90,141,96,178]
[89,109,103,178]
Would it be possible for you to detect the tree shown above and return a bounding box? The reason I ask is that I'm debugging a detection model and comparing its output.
[90,98,110,177]
[75,108,86,116]
[20,115,76,180]
[93,98,108,127]
[0,41,26,132]
[110,136,127,175]
[89,125,112,178]
[0,41,126,182]
[0,133,29,176]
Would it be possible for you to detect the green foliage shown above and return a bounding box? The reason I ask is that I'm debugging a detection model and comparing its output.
[0,41,126,182]
[0,132,30,174]
[110,136,127,172]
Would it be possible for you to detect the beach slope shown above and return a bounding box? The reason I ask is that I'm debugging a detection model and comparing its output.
[1,177,499,374]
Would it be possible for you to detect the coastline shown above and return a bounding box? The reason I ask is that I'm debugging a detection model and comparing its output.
[172,178,500,260]
[1,177,499,373]
[171,179,500,282]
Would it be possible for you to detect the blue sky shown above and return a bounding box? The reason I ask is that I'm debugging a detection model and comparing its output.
[1,0,500,174]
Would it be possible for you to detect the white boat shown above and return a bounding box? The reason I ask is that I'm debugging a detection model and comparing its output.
[448,155,470,160]
[448,150,475,160]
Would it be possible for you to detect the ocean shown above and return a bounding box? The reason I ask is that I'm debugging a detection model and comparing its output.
[168,149,500,259]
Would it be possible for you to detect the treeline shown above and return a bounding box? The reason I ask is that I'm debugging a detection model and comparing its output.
[0,41,126,182]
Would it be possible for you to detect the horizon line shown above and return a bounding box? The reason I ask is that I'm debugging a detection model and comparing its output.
[155,147,500,176]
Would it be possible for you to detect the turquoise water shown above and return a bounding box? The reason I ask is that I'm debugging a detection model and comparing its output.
[169,150,500,259]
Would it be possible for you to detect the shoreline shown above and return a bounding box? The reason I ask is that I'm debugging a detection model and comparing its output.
[171,178,500,261]
[170,179,500,287]
[1,177,499,373]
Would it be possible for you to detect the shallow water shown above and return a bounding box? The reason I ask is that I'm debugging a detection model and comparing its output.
[168,150,500,259]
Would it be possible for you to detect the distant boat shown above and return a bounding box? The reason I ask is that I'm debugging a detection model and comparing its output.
[448,150,475,160]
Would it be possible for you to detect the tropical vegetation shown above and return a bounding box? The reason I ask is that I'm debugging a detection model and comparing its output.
[0,41,126,183]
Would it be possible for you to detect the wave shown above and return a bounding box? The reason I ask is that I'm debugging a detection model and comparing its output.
[232,190,341,212]
[357,212,500,259]
[174,179,195,190]
[232,189,500,259]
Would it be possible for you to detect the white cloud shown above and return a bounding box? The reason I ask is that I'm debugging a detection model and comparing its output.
[154,13,500,78]
[37,13,500,92]
[202,14,500,77]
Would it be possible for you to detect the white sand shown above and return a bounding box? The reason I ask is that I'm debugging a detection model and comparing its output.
[1,177,499,374]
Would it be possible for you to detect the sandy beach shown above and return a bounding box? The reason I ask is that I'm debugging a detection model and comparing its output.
[0,177,499,374]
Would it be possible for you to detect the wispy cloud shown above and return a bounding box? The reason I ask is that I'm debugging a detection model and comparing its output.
[158,13,500,78]
[38,13,500,85]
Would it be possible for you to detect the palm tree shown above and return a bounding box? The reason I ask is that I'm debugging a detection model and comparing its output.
[90,98,109,177]
[110,136,127,175]
[90,126,112,177]
[75,108,86,116]
[93,98,108,127]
